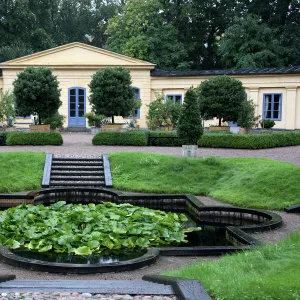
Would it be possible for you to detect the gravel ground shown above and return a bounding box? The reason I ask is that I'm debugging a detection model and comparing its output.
[0,132,300,166]
[0,132,299,283]
[0,293,176,300]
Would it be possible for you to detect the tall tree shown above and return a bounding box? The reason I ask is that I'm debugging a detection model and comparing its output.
[106,0,188,70]
[218,15,285,68]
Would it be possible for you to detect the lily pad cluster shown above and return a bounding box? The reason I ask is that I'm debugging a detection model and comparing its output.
[0,201,197,255]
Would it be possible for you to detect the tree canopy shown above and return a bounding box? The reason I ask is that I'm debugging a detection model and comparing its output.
[89,67,136,124]
[13,67,61,124]
[196,76,246,126]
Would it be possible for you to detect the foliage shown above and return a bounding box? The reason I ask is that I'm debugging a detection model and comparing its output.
[6,132,63,146]
[106,0,188,70]
[0,152,45,193]
[261,120,276,129]
[92,131,148,146]
[177,88,203,145]
[110,152,300,210]
[237,99,260,130]
[13,67,61,124]
[43,113,65,130]
[89,67,136,124]
[84,112,109,128]
[0,201,195,255]
[198,131,300,149]
[164,232,300,300]
[0,91,15,124]
[218,15,285,68]
[0,42,33,63]
[146,93,182,130]
[196,76,245,126]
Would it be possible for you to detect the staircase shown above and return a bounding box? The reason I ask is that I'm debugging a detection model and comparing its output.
[42,155,112,188]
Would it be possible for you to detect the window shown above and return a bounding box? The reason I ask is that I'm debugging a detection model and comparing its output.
[166,94,182,104]
[263,94,282,120]
[125,87,140,118]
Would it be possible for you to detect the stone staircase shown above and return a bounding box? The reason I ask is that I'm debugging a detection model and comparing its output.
[42,155,112,188]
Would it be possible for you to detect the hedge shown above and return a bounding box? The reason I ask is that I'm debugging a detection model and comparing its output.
[198,131,300,149]
[0,132,7,145]
[6,132,63,145]
[148,131,182,146]
[92,130,148,146]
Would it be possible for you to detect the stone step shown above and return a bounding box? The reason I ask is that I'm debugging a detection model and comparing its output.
[51,171,104,176]
[52,162,102,166]
[50,182,105,187]
[50,177,104,181]
[51,167,104,171]
[52,157,102,162]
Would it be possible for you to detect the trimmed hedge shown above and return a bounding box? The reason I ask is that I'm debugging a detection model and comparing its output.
[92,130,148,146]
[6,132,63,145]
[198,131,300,149]
[0,132,7,145]
[148,131,182,146]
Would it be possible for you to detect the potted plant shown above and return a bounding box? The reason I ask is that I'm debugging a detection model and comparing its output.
[177,88,203,157]
[85,112,108,134]
[260,120,276,129]
[43,113,66,132]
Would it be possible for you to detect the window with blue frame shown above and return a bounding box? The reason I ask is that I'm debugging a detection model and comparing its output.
[263,93,282,120]
[166,94,182,104]
[125,87,140,118]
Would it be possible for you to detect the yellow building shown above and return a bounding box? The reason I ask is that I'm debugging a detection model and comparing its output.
[0,42,300,130]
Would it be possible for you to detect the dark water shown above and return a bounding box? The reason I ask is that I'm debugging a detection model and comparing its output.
[12,249,147,264]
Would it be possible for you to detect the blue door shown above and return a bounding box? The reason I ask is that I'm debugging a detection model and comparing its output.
[68,87,86,127]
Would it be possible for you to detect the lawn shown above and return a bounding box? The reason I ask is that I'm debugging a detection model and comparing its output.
[0,152,45,193]
[164,232,300,300]
[109,152,300,210]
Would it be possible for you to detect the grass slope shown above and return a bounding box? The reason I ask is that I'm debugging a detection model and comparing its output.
[164,233,300,300]
[0,152,45,193]
[109,152,300,210]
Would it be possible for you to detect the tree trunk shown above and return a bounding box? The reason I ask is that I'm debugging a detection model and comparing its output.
[219,118,221,126]
[112,115,115,124]
[38,114,41,125]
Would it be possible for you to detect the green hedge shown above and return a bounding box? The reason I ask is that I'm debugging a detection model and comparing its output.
[6,132,63,145]
[198,131,300,149]
[0,132,7,145]
[148,131,182,146]
[92,130,148,146]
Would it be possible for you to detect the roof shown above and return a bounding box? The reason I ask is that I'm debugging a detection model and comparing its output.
[0,42,155,70]
[150,66,300,77]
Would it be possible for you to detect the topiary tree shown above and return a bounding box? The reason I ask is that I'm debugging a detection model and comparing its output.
[89,67,138,124]
[177,88,203,144]
[196,76,245,126]
[13,67,61,124]
[0,91,15,125]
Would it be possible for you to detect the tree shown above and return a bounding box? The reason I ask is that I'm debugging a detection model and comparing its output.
[13,67,61,124]
[196,76,245,126]
[177,88,203,145]
[146,93,182,130]
[89,67,136,124]
[0,91,15,124]
[237,99,260,130]
[106,0,188,70]
[0,42,33,62]
[218,15,286,68]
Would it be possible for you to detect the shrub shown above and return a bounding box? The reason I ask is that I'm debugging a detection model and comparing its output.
[198,131,300,149]
[237,99,260,130]
[6,132,63,145]
[84,112,109,128]
[177,88,203,144]
[43,113,65,130]
[261,120,276,129]
[148,131,183,146]
[0,132,7,145]
[92,131,148,146]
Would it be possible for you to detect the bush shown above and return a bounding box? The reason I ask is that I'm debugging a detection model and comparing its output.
[6,132,63,145]
[148,131,183,146]
[0,132,7,145]
[43,113,65,130]
[261,120,276,129]
[92,131,148,146]
[198,131,300,149]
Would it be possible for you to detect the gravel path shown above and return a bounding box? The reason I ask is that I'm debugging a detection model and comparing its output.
[0,132,300,166]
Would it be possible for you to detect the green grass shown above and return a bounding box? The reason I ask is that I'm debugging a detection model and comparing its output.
[109,152,300,210]
[164,232,300,300]
[0,152,45,193]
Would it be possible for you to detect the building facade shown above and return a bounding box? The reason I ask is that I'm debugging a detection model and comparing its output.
[1,42,300,130]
